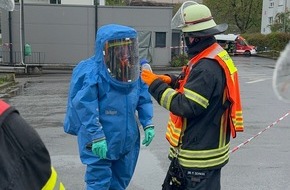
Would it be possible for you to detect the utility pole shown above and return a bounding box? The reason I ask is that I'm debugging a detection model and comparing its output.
[284,0,287,32]
[20,0,25,65]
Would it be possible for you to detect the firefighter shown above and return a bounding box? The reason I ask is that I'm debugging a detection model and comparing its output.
[0,99,65,190]
[63,24,155,190]
[141,2,244,190]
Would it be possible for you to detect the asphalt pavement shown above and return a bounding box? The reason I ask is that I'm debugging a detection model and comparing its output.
[2,56,290,190]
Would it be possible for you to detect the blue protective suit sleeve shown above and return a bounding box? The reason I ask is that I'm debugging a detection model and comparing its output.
[137,79,154,130]
[64,59,105,141]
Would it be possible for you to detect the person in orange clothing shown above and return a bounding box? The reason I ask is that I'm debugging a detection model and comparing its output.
[141,2,244,190]
[0,99,65,190]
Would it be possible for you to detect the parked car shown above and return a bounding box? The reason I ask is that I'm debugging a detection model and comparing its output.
[215,34,257,56]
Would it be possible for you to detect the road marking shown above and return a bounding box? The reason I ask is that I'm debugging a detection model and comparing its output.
[246,78,272,84]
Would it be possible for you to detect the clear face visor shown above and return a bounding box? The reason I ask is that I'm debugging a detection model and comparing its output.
[104,38,139,82]
[171,1,199,29]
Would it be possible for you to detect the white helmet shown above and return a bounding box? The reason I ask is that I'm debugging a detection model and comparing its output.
[171,1,228,37]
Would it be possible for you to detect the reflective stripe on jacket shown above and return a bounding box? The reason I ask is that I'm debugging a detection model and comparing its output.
[42,167,65,190]
[163,43,244,147]
[160,42,244,169]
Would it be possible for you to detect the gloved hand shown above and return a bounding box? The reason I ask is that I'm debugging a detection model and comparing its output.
[92,139,108,159]
[141,70,158,86]
[156,74,171,84]
[142,127,155,146]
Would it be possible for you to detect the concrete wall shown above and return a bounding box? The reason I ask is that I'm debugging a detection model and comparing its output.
[1,4,173,66]
[97,6,173,66]
[61,0,94,5]
[24,0,49,4]
[23,0,93,4]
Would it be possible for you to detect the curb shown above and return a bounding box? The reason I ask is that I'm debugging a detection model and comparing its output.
[0,80,25,99]
[0,73,25,98]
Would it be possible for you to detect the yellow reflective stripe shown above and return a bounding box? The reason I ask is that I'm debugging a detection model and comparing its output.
[108,40,132,47]
[183,88,209,108]
[42,167,66,190]
[59,183,65,190]
[219,113,227,147]
[233,111,244,130]
[160,88,178,109]
[178,150,229,168]
[166,118,182,146]
[168,119,182,135]
[235,121,243,126]
[219,91,228,147]
[217,50,237,74]
[172,143,230,168]
[169,147,178,157]
[178,143,229,159]
[236,111,243,118]
[42,167,57,190]
[166,132,179,146]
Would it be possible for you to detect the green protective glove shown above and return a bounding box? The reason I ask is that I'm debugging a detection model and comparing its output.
[92,139,108,159]
[142,127,155,146]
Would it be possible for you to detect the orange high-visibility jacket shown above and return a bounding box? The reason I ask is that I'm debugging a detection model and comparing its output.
[166,42,244,147]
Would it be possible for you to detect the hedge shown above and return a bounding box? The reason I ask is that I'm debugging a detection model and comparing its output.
[170,32,290,67]
[242,32,290,52]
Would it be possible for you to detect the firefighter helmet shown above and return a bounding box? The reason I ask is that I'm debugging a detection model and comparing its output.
[171,1,228,37]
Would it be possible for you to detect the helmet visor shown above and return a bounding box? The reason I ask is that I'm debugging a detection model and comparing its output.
[104,38,139,82]
[171,1,199,29]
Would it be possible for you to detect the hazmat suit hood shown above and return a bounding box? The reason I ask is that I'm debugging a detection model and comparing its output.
[95,24,140,86]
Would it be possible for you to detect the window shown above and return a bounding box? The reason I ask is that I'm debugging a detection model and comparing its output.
[50,0,61,4]
[155,32,166,48]
[269,17,273,24]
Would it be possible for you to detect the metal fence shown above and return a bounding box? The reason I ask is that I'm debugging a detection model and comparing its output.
[0,50,45,65]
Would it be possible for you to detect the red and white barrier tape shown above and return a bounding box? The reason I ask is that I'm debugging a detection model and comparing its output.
[168,46,186,49]
[230,111,290,153]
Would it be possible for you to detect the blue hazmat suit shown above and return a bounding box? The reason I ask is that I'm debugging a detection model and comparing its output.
[63,24,154,190]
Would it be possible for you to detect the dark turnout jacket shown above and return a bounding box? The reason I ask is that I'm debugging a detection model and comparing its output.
[0,100,57,190]
[148,37,243,170]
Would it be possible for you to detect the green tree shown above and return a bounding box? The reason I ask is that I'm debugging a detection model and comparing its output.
[203,0,262,33]
[270,11,290,33]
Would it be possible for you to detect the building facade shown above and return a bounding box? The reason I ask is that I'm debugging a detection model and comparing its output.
[1,4,175,66]
[22,0,94,5]
[261,0,290,34]
[23,0,202,5]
